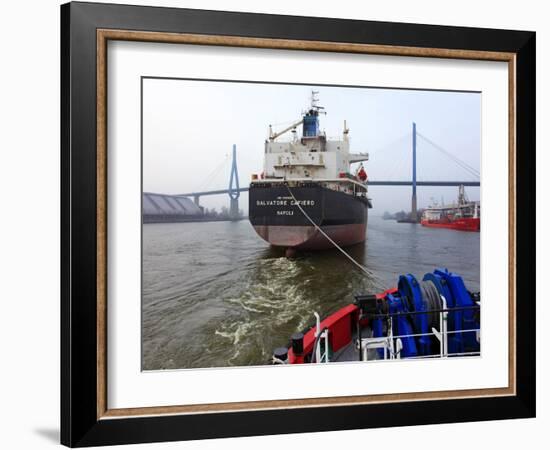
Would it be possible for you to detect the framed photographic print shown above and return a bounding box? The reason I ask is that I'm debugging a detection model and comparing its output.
[61,1,536,447]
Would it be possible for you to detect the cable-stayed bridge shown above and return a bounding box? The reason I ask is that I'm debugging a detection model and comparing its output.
[145,123,480,222]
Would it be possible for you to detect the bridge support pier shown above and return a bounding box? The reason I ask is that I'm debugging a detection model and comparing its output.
[411,193,417,222]
[229,198,239,221]
[193,195,200,206]
[228,144,240,221]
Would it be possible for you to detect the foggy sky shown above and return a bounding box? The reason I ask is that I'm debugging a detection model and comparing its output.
[142,78,480,214]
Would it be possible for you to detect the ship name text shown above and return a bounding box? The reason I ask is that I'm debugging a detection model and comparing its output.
[255,200,315,206]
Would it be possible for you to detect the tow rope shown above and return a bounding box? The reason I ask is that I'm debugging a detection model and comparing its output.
[285,185,373,277]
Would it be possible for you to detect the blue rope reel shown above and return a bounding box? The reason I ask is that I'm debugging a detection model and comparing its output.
[371,269,480,359]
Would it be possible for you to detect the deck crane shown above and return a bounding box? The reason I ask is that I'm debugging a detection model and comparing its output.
[268,119,304,141]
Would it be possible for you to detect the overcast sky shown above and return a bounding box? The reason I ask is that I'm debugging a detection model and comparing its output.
[142,78,480,213]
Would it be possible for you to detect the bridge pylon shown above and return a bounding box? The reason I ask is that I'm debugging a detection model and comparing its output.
[228,144,240,220]
[411,122,418,222]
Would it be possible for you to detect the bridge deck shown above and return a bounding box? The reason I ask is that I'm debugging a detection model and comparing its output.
[175,181,480,198]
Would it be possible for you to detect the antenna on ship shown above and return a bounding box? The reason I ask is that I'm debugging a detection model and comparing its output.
[309,90,325,113]
[458,184,469,206]
[311,90,319,109]
[343,119,349,140]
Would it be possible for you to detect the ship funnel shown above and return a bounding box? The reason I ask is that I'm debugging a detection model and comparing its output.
[302,90,324,138]
[302,109,320,137]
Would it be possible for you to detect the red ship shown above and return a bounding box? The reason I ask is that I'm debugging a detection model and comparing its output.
[420,185,480,232]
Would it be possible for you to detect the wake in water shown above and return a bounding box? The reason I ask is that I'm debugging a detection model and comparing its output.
[212,253,383,367]
[141,219,479,370]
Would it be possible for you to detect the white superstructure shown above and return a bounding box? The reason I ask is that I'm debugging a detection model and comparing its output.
[261,92,369,181]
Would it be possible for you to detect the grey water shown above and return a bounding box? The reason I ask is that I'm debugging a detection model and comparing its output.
[142,216,480,370]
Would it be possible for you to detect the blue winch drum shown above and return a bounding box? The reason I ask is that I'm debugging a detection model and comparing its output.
[398,274,432,355]
[373,269,480,359]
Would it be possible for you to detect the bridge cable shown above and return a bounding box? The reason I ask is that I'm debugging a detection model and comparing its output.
[369,134,410,158]
[285,185,373,277]
[196,155,230,192]
[417,133,479,178]
[416,133,480,179]
[368,134,410,181]
[389,141,410,182]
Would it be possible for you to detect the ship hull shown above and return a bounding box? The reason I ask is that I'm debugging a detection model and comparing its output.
[249,182,368,250]
[421,217,480,232]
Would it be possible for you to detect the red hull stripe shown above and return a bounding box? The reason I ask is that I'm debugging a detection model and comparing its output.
[253,224,367,249]
[287,287,398,364]
[288,304,358,364]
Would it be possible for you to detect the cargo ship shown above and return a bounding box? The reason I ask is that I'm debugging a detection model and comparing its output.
[420,185,480,232]
[249,92,372,253]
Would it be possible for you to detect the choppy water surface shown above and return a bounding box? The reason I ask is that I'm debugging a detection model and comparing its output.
[142,216,480,370]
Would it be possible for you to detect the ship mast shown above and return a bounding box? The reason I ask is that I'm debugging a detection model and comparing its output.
[269,90,325,141]
[308,90,325,115]
[310,90,320,110]
[458,184,467,206]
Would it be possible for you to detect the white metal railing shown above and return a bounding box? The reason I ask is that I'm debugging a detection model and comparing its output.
[253,177,368,191]
[359,295,480,362]
[307,295,479,364]
[313,312,330,363]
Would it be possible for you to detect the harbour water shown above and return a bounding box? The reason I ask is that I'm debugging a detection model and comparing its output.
[142,216,480,370]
